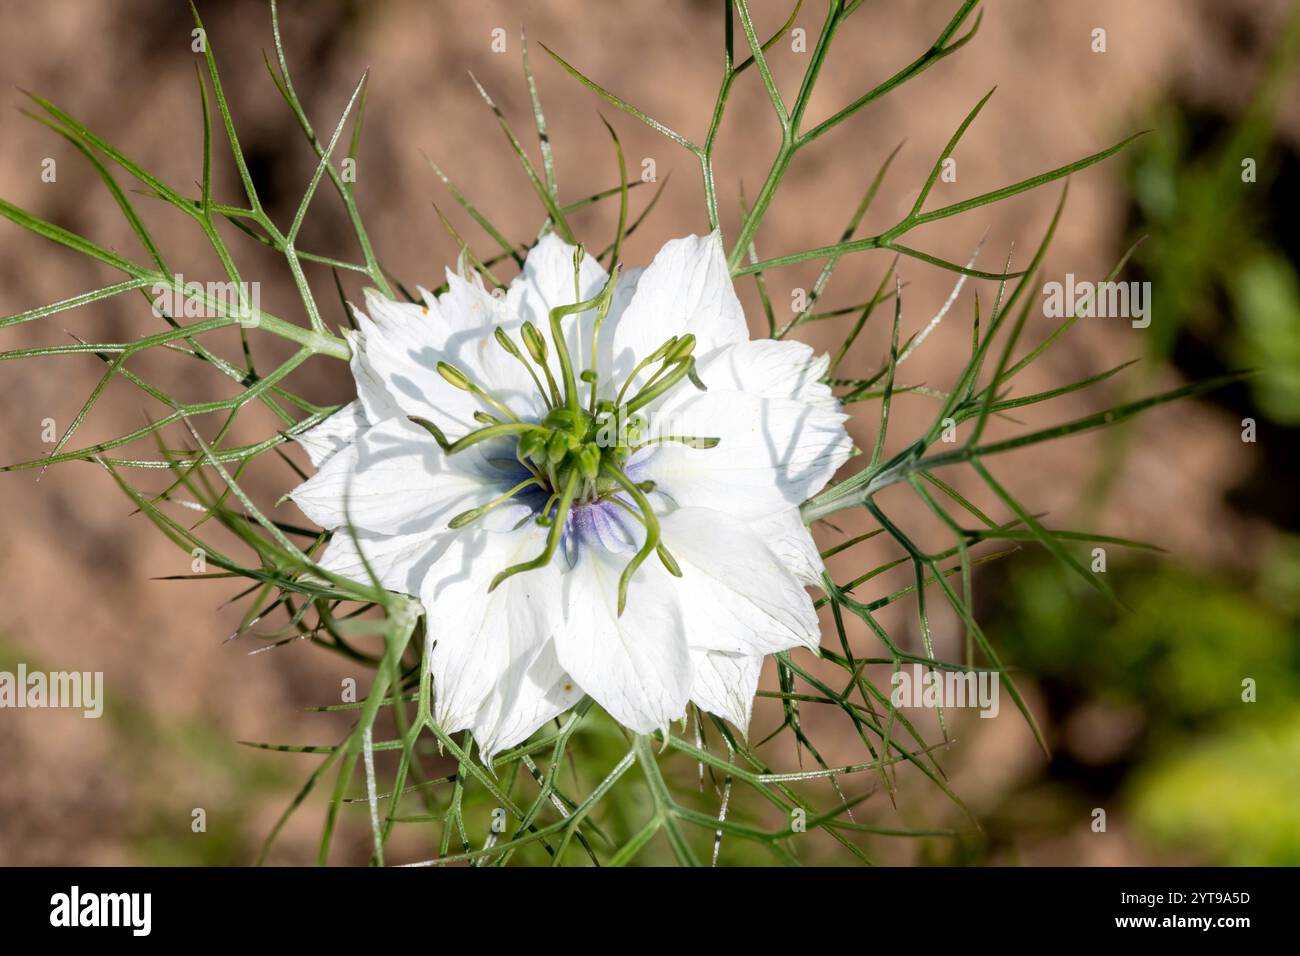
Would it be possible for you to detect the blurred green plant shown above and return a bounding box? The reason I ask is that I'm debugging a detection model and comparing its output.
[982,553,1300,864]
[989,560,1299,725]
[1129,710,1300,866]
[1125,2,1300,420]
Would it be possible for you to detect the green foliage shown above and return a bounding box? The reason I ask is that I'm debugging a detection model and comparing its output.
[983,555,1300,865]
[1124,2,1300,421]
[1129,712,1300,866]
[990,561,1300,724]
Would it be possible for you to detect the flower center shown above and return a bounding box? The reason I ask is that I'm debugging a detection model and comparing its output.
[407,245,719,614]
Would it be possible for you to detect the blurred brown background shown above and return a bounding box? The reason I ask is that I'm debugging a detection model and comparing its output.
[1,0,1298,865]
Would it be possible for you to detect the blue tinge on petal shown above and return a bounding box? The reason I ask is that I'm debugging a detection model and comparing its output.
[562,498,638,566]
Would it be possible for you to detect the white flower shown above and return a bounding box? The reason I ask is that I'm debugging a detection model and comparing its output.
[291,231,852,759]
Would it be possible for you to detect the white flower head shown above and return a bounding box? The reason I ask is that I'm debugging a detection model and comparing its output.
[291,231,851,759]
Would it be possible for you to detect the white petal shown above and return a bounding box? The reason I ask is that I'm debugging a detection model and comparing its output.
[607,232,748,387]
[314,522,457,596]
[694,339,837,410]
[361,286,444,335]
[472,640,583,761]
[505,233,632,404]
[644,390,852,519]
[422,522,563,734]
[288,416,509,535]
[347,289,461,424]
[508,233,609,329]
[297,400,369,468]
[689,650,763,734]
[347,304,485,440]
[659,507,821,655]
[349,280,556,441]
[437,266,509,336]
[752,508,825,587]
[555,542,691,733]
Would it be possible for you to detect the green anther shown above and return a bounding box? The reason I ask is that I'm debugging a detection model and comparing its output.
[665,333,696,362]
[437,360,522,422]
[489,468,580,593]
[437,361,472,390]
[447,510,478,530]
[649,336,679,362]
[473,411,499,425]
[493,326,522,359]
[444,421,549,456]
[448,476,541,529]
[521,321,548,363]
[630,434,721,451]
[496,326,553,409]
[614,334,677,408]
[518,321,563,406]
[408,416,451,451]
[624,356,700,414]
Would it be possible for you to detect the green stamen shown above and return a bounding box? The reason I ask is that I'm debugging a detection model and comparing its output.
[495,327,552,409]
[602,461,664,616]
[628,434,721,451]
[606,493,683,578]
[488,467,580,592]
[416,252,719,611]
[437,360,522,422]
[520,321,564,406]
[624,355,705,414]
[448,476,541,529]
[410,417,547,456]
[614,335,679,409]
